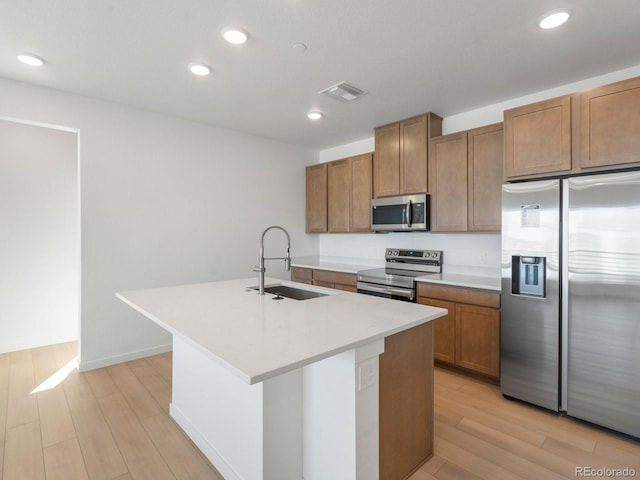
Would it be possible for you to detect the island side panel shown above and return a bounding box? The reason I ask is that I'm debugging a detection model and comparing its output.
[170,336,303,480]
[302,339,385,480]
[379,321,434,480]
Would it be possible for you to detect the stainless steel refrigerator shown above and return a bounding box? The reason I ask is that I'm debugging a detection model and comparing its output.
[501,171,640,437]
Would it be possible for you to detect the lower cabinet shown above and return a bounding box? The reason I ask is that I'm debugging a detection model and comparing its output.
[290,266,313,284]
[291,267,357,292]
[418,283,500,379]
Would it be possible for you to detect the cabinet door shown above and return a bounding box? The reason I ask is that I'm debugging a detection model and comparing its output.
[581,76,640,169]
[305,164,327,233]
[468,123,503,231]
[350,153,373,232]
[419,297,456,364]
[504,95,572,179]
[455,304,500,378]
[429,132,468,231]
[327,158,352,232]
[374,122,400,197]
[400,115,428,194]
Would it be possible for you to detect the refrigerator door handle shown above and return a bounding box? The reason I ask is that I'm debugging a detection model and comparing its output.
[560,179,569,412]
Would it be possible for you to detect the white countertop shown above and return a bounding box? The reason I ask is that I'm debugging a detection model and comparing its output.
[116,277,446,385]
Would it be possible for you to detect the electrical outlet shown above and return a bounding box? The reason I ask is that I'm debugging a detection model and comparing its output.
[479,252,488,265]
[358,359,376,391]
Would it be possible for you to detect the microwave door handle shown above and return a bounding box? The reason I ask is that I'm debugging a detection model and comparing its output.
[406,200,413,227]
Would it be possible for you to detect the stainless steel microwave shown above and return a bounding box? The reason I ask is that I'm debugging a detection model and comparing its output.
[371,193,430,232]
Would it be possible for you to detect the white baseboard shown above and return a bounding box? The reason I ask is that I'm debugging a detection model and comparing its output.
[78,343,172,372]
[170,403,241,480]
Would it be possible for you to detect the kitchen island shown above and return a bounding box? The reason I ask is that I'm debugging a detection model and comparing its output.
[117,277,447,480]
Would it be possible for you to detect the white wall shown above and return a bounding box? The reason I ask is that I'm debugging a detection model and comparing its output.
[0,120,79,353]
[318,64,640,274]
[0,78,318,369]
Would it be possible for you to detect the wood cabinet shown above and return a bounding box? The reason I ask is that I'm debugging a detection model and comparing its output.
[290,266,356,292]
[312,269,357,292]
[327,158,351,232]
[429,123,503,232]
[350,153,373,232]
[374,122,401,198]
[290,266,313,285]
[504,95,574,179]
[429,132,468,231]
[428,298,456,364]
[305,163,327,233]
[374,113,442,198]
[306,153,373,234]
[468,123,503,231]
[379,321,433,480]
[418,283,500,379]
[581,76,640,169]
[455,303,500,376]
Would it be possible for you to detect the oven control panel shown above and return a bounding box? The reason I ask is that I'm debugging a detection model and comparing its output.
[384,248,443,272]
[385,248,442,261]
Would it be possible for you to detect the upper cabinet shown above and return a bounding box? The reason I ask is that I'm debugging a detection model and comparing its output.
[468,123,503,231]
[503,75,640,181]
[306,153,373,234]
[429,131,468,232]
[327,158,351,233]
[349,153,374,232]
[305,163,327,233]
[504,95,574,180]
[373,122,400,198]
[374,113,442,198]
[327,153,373,233]
[581,76,640,169]
[429,123,503,232]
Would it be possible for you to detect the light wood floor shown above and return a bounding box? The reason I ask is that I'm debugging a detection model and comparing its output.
[2,342,639,480]
[410,367,640,480]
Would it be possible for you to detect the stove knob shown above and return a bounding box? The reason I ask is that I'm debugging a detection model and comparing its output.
[431,252,438,258]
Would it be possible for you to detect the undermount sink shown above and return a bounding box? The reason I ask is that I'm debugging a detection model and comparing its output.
[248,284,329,300]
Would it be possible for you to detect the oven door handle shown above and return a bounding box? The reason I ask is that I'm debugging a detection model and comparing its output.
[356,282,415,300]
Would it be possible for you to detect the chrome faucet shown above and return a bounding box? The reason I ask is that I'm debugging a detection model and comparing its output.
[253,225,291,295]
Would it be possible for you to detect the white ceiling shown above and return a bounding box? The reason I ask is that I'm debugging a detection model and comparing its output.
[2,0,640,150]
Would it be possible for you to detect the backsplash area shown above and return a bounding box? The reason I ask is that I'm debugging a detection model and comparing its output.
[318,232,501,277]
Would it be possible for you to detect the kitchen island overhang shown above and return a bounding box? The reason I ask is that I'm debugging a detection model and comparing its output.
[117,277,447,480]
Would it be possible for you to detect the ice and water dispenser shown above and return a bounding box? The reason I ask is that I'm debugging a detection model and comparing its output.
[511,256,546,297]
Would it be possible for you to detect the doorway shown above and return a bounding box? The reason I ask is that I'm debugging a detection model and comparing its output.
[0,118,79,353]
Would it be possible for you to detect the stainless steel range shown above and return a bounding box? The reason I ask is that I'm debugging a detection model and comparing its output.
[357,248,443,302]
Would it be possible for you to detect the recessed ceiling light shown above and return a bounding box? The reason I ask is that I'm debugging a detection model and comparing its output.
[222,26,249,45]
[189,63,212,76]
[538,8,571,29]
[307,111,323,120]
[17,53,46,67]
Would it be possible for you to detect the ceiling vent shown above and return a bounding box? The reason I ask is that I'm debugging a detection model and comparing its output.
[318,81,365,102]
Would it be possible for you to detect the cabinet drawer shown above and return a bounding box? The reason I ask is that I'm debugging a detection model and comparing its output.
[291,267,313,284]
[313,269,357,287]
[417,283,499,308]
